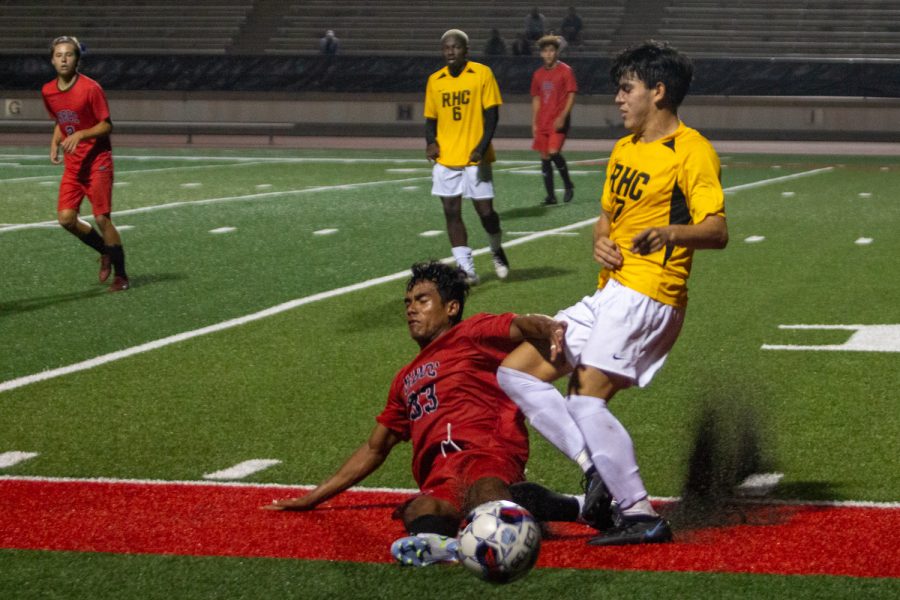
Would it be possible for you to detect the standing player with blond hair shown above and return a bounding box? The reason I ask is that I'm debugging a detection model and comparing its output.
[531,35,577,205]
[424,29,510,285]
[42,35,129,291]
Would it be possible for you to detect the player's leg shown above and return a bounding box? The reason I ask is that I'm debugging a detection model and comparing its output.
[89,171,128,291]
[433,164,477,283]
[466,163,508,280]
[534,133,557,205]
[392,495,461,566]
[566,282,683,545]
[549,132,574,202]
[57,176,107,260]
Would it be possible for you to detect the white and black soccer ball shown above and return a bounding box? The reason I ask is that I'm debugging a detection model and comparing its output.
[457,500,541,584]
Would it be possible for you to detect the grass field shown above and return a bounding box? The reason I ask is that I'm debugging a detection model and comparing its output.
[2,143,899,598]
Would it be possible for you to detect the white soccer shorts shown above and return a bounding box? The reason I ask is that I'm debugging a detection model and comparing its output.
[555,279,685,388]
[431,163,494,200]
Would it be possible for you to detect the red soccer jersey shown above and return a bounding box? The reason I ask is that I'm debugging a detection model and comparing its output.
[42,74,113,173]
[377,313,529,488]
[530,61,578,132]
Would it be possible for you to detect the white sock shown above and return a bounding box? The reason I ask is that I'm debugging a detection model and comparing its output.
[566,394,649,511]
[497,367,589,467]
[451,246,475,274]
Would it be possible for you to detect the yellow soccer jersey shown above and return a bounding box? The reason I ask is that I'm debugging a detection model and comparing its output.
[424,61,502,167]
[599,122,725,308]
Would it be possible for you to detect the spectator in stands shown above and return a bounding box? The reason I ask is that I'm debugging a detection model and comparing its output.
[512,33,533,56]
[560,6,584,47]
[319,30,340,55]
[524,7,546,42]
[484,28,507,56]
[42,35,129,292]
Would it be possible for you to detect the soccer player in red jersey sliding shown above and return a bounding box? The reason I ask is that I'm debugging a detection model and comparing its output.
[531,35,578,205]
[42,36,129,292]
[266,261,605,567]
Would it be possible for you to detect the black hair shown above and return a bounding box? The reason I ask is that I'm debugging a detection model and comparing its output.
[50,35,83,60]
[407,260,469,324]
[610,40,693,111]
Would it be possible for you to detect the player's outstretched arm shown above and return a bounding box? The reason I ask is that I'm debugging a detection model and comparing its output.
[263,423,402,511]
[509,314,567,362]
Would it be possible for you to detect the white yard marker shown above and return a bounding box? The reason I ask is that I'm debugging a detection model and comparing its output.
[313,228,338,236]
[210,227,236,234]
[181,182,203,189]
[855,237,873,245]
[117,225,135,231]
[735,472,784,497]
[202,459,282,480]
[0,451,39,469]
[762,324,900,352]
[114,181,131,187]
[858,192,872,198]
[744,235,766,243]
[418,230,444,237]
[781,191,795,197]
[255,184,273,190]
[402,186,420,191]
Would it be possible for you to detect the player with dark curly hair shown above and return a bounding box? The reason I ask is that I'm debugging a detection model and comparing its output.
[266,261,598,567]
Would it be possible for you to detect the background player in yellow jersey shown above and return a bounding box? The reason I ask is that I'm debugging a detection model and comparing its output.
[496,40,729,546]
[424,29,510,285]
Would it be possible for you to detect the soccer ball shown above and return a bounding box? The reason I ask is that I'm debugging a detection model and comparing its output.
[457,500,541,584]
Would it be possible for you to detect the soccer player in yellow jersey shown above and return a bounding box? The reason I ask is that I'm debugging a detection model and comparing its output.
[496,41,728,546]
[424,29,510,284]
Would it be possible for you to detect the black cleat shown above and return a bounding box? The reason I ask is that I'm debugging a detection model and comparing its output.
[542,195,558,205]
[563,187,575,203]
[587,513,673,546]
[581,468,615,531]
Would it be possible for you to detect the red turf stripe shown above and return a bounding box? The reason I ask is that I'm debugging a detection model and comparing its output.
[1,480,897,578]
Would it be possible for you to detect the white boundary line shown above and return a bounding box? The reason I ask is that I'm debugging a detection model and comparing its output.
[1,474,897,509]
[0,167,830,393]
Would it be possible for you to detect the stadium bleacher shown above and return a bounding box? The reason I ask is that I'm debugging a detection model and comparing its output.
[1,0,896,59]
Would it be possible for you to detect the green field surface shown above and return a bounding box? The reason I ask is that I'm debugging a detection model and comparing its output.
[2,145,898,597]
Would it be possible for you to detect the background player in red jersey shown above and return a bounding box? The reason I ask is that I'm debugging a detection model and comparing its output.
[266,261,597,567]
[531,35,578,205]
[42,36,129,292]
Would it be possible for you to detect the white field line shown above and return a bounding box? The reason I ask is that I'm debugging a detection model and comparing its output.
[0,452,39,468]
[725,166,833,192]
[0,158,604,234]
[1,474,898,510]
[202,459,282,480]
[0,155,565,185]
[0,167,830,393]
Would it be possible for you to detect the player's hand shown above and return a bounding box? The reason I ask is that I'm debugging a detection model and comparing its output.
[426,142,440,162]
[594,236,624,269]
[49,145,62,165]
[547,320,568,362]
[261,495,317,511]
[60,132,83,154]
[469,149,483,164]
[631,227,671,256]
[553,116,566,131]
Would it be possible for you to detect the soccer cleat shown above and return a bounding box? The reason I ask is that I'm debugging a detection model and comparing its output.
[563,187,575,203]
[98,254,112,283]
[391,533,459,567]
[108,275,130,293]
[491,247,510,280]
[587,513,673,546]
[462,269,480,286]
[541,195,558,206]
[581,468,615,531]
